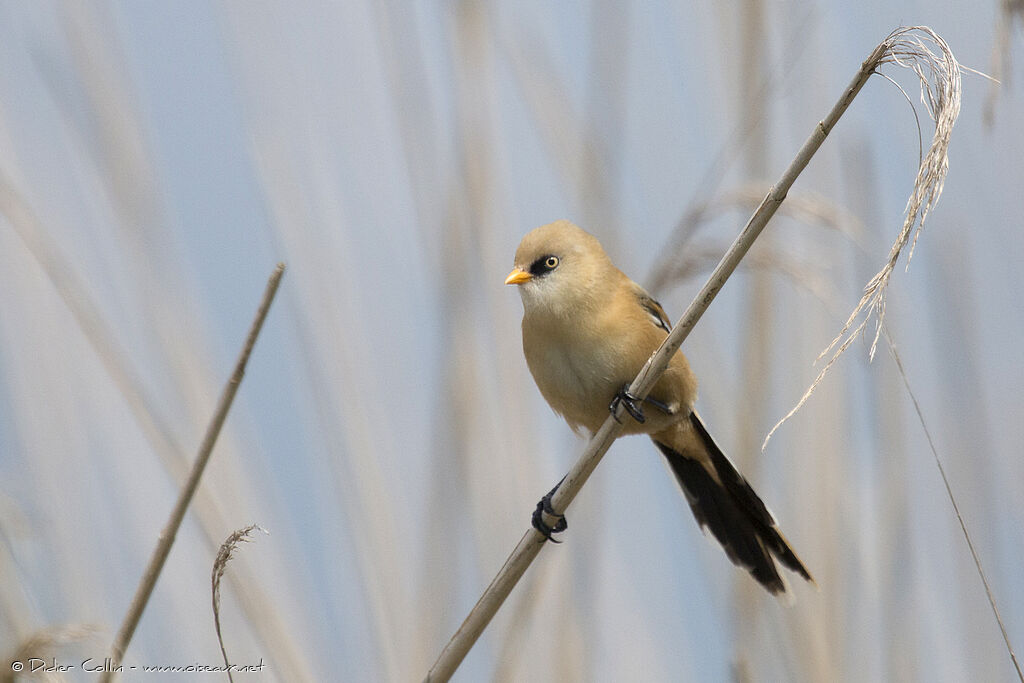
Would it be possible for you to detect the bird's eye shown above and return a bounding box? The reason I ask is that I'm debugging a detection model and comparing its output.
[529,254,560,276]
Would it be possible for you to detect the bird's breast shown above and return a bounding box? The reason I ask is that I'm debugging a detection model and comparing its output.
[520,306,696,435]
[522,319,625,432]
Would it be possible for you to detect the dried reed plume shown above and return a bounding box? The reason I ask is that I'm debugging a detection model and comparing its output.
[763,26,963,450]
[212,525,269,683]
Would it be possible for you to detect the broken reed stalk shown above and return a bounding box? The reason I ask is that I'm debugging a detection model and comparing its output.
[425,32,896,683]
[100,264,285,682]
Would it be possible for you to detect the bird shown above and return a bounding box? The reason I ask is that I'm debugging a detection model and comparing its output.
[505,219,814,596]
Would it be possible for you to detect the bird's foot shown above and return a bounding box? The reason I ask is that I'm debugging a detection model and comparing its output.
[643,394,675,415]
[610,385,646,423]
[610,385,676,424]
[532,480,568,543]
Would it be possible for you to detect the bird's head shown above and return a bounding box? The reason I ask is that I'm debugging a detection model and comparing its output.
[505,219,614,318]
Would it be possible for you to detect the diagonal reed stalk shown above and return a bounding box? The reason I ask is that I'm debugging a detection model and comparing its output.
[100,264,285,681]
[424,27,940,683]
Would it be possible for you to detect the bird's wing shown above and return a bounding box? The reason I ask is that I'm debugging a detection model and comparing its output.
[633,285,672,334]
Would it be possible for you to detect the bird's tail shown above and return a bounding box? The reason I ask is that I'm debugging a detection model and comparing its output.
[652,412,814,597]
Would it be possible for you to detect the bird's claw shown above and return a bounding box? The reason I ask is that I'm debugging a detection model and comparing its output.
[532,481,568,542]
[610,385,646,423]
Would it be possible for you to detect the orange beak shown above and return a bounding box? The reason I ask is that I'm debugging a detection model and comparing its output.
[504,268,533,285]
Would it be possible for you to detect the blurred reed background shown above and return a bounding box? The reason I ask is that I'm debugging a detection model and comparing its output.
[0,2,1021,682]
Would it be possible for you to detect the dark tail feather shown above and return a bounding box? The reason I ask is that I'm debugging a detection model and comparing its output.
[653,413,813,595]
